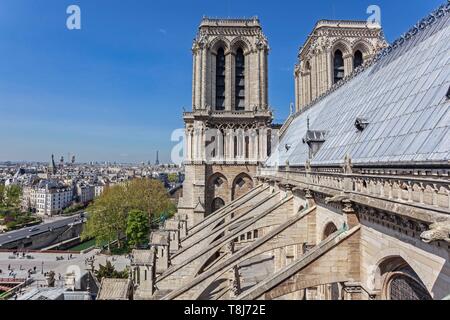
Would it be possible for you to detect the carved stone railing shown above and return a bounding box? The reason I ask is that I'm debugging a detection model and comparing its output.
[258,166,450,213]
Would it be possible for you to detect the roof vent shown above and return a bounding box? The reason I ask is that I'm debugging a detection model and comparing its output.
[304,130,327,159]
[446,86,450,99]
[355,118,369,131]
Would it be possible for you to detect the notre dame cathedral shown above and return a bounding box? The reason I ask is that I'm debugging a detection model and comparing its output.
[178,17,387,228]
[98,2,450,301]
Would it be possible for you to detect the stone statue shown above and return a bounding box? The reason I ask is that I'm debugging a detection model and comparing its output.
[420,218,450,244]
[325,194,349,204]
[343,154,353,174]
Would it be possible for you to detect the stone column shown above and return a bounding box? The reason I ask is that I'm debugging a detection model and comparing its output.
[201,48,208,109]
[261,49,268,108]
[344,54,353,77]
[261,128,267,161]
[192,53,197,108]
[342,199,359,229]
[257,50,262,108]
[185,131,190,163]
[195,50,202,109]
[200,127,206,162]
[228,129,235,162]
[326,50,333,90]
[294,71,300,112]
[217,130,224,161]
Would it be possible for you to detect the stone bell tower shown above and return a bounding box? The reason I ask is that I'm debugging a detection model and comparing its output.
[294,20,387,112]
[178,17,274,228]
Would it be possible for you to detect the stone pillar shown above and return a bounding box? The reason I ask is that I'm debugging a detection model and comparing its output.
[342,199,359,229]
[201,48,208,108]
[150,232,171,275]
[164,220,181,253]
[326,50,333,90]
[178,214,188,239]
[344,54,353,77]
[261,49,268,108]
[217,130,224,161]
[200,127,205,162]
[131,249,156,300]
[194,50,202,108]
[257,50,262,107]
[192,52,196,108]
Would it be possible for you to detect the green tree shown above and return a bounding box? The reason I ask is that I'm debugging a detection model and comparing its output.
[82,178,173,252]
[125,179,172,220]
[0,184,5,207]
[168,173,178,184]
[126,210,149,248]
[4,185,22,209]
[95,260,129,282]
[82,184,128,250]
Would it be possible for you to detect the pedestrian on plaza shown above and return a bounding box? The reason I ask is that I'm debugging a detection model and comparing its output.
[8,264,11,270]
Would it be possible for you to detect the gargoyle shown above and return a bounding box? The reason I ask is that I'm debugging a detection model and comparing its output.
[420,218,450,244]
[325,194,349,204]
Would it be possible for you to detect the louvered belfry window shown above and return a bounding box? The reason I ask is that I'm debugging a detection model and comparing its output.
[235,48,245,111]
[216,48,226,110]
[334,49,345,84]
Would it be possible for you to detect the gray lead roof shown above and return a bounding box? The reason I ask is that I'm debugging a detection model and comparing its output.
[267,3,450,167]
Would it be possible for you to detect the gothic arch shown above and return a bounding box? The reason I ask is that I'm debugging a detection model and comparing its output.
[210,37,231,55]
[207,173,230,215]
[331,39,352,56]
[322,222,338,241]
[352,39,374,59]
[232,173,254,201]
[369,248,433,299]
[230,36,253,55]
[211,197,226,212]
[375,256,432,300]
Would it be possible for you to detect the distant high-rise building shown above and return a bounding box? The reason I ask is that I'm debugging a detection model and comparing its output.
[155,151,160,166]
[49,154,57,175]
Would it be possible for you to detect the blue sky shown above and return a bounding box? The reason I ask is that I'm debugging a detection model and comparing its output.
[0,0,443,163]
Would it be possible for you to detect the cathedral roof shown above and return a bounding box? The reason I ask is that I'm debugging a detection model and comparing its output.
[97,278,132,300]
[268,2,450,167]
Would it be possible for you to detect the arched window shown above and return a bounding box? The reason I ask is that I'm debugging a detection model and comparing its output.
[216,48,226,110]
[267,130,272,157]
[354,50,363,69]
[211,198,225,213]
[235,48,245,111]
[333,50,345,84]
[323,223,338,241]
